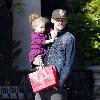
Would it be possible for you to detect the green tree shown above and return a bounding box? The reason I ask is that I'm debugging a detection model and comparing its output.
[62,0,100,68]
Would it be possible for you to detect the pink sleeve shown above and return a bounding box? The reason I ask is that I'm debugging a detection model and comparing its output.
[31,32,46,46]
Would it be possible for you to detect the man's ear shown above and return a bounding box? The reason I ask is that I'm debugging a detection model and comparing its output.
[51,18,55,23]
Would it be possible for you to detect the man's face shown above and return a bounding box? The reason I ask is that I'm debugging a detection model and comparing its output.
[51,18,67,31]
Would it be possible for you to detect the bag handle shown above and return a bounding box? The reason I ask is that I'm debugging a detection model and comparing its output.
[36,58,45,70]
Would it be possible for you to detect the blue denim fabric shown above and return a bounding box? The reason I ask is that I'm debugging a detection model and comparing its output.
[47,32,75,87]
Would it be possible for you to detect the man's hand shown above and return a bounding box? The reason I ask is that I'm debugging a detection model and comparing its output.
[32,55,44,69]
[32,55,42,66]
[50,30,57,40]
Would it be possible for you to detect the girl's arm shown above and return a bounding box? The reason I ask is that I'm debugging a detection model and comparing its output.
[44,30,57,44]
[45,39,54,44]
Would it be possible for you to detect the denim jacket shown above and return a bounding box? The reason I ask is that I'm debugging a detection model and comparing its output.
[46,31,75,87]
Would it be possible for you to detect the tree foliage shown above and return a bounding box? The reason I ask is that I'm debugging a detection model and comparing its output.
[84,0,100,50]
[62,0,100,68]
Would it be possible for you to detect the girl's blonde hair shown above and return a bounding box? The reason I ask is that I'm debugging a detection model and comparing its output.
[29,13,48,29]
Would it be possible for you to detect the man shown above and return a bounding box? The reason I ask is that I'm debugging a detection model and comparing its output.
[33,9,75,100]
[47,9,75,87]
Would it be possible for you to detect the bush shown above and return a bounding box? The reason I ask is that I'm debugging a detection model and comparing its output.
[62,0,100,68]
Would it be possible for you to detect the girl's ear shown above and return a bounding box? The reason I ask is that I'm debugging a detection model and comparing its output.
[51,18,55,23]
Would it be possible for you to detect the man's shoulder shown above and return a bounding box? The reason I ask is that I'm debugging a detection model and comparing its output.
[65,32,74,37]
[62,32,75,40]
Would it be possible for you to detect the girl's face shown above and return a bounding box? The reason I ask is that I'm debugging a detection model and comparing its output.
[34,22,45,33]
[51,18,67,32]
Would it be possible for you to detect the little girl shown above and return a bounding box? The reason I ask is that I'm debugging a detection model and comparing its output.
[28,13,55,68]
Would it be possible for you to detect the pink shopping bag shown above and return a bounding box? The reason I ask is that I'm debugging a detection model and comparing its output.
[28,65,59,93]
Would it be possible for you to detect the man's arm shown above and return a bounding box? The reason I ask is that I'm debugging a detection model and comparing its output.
[59,35,75,87]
